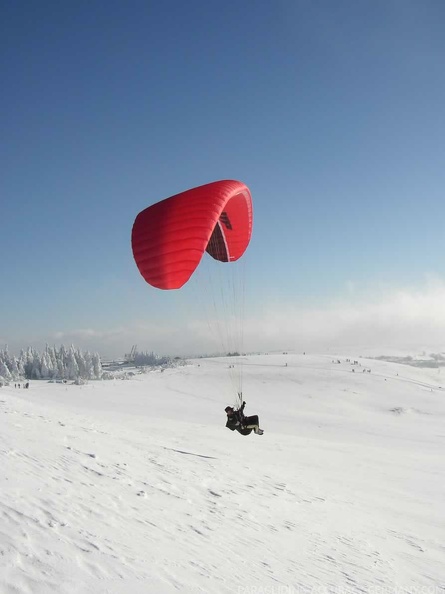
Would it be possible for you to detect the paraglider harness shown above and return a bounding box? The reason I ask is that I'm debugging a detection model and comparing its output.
[225,395,254,436]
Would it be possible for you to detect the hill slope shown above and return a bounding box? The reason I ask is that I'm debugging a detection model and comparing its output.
[1,354,444,593]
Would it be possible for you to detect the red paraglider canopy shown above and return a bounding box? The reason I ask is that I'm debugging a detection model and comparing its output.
[131,180,253,290]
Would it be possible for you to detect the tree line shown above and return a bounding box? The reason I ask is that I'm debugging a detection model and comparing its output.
[0,345,102,383]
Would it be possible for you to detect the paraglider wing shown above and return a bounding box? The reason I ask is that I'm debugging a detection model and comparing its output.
[131,180,253,289]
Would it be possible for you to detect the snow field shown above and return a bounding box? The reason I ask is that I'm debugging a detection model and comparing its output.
[1,354,444,594]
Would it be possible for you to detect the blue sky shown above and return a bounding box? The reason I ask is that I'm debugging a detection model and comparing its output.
[2,1,445,357]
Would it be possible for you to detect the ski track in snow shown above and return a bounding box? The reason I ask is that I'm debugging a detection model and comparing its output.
[1,353,445,594]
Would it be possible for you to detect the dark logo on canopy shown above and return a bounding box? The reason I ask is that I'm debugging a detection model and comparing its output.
[220,212,232,230]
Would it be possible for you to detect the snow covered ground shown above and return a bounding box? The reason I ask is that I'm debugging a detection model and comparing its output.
[1,353,444,594]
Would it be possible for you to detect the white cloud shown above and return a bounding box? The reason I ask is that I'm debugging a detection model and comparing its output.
[4,281,445,359]
[101,281,445,357]
[241,280,445,355]
[53,329,103,339]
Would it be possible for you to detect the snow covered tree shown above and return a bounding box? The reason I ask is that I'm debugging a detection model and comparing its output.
[0,361,12,383]
[0,344,104,381]
[9,357,20,378]
[92,353,102,379]
[66,346,80,380]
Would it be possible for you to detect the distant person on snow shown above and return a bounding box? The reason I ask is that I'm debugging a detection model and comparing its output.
[225,401,264,435]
